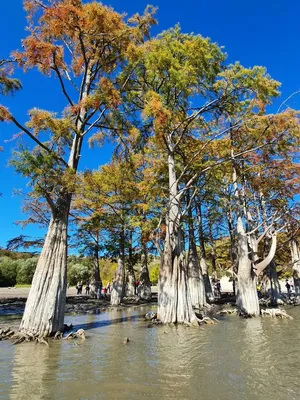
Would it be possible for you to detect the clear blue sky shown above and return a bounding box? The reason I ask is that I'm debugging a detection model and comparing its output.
[1,0,300,248]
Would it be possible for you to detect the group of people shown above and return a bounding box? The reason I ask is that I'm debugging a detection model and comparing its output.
[76,280,111,298]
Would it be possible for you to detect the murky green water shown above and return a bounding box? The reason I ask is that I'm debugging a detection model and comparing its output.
[1,305,300,400]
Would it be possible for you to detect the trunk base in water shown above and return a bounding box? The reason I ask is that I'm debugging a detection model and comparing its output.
[159,252,198,325]
[19,216,68,337]
[236,277,260,316]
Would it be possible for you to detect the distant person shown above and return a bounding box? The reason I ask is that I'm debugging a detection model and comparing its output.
[78,281,83,295]
[85,283,90,296]
[106,282,111,294]
[103,286,107,299]
[286,280,291,297]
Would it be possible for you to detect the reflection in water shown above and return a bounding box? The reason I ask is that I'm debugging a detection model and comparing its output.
[0,306,300,400]
[9,343,60,400]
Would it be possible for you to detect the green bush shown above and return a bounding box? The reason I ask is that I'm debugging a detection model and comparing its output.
[16,257,38,284]
[0,257,19,287]
[67,263,91,286]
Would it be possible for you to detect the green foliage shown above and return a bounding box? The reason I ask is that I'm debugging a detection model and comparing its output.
[16,257,38,284]
[67,263,90,286]
[149,261,159,284]
[0,257,19,287]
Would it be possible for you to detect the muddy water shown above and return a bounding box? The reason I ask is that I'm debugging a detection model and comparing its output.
[1,305,300,400]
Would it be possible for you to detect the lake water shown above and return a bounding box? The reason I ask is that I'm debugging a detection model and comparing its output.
[0,305,300,400]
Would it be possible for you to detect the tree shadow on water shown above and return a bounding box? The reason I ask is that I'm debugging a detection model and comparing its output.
[71,312,147,332]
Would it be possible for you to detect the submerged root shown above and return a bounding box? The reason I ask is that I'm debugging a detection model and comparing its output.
[261,308,293,319]
[64,329,86,340]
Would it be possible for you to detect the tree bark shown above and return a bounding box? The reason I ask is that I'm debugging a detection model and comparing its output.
[231,151,259,316]
[125,231,136,297]
[290,238,300,295]
[111,232,125,306]
[196,201,214,302]
[19,210,69,336]
[187,196,206,309]
[138,242,151,300]
[236,217,260,316]
[90,246,101,298]
[158,151,197,324]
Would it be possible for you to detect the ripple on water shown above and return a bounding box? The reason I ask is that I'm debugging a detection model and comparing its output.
[1,306,300,400]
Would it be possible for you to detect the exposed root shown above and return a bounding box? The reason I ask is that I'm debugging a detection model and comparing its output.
[217,308,238,316]
[64,329,86,340]
[196,316,218,325]
[53,331,63,340]
[261,308,293,319]
[11,332,49,345]
[0,327,15,341]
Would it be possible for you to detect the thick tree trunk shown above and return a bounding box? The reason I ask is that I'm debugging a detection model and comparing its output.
[138,243,151,300]
[231,151,259,316]
[20,211,68,336]
[159,229,198,324]
[290,238,300,295]
[158,151,197,325]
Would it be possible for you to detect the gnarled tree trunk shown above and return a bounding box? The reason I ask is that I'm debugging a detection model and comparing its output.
[20,208,69,337]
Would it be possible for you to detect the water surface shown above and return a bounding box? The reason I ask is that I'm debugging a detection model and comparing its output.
[0,306,299,400]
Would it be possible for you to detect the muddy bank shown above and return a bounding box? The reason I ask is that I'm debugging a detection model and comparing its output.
[0,295,158,317]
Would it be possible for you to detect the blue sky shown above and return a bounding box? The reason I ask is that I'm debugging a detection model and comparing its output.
[1,0,300,248]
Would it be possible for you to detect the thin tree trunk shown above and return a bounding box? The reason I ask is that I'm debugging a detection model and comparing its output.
[158,151,197,325]
[196,201,214,302]
[138,241,151,300]
[187,195,206,309]
[259,191,281,304]
[111,231,125,306]
[125,231,136,297]
[20,210,69,336]
[290,238,300,295]
[90,245,101,299]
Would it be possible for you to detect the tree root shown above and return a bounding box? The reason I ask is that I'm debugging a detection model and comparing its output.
[196,316,218,325]
[261,308,293,319]
[0,327,15,341]
[217,308,238,316]
[11,332,49,345]
[64,329,86,340]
